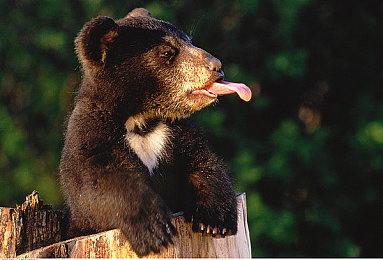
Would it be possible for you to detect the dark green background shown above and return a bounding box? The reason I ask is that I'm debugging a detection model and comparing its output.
[1,0,382,257]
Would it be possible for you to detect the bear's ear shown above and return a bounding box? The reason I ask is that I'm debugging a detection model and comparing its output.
[126,8,152,18]
[75,16,119,65]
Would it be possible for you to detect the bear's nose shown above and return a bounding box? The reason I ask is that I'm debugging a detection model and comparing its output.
[206,56,222,73]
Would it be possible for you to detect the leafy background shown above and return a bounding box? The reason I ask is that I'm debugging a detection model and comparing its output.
[0,0,382,257]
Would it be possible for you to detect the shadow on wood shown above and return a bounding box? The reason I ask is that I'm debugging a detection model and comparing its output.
[1,192,251,258]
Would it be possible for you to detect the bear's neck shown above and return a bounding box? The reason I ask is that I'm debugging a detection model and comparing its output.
[125,115,172,175]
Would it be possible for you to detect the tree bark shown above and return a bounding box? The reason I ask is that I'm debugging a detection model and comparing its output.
[1,192,251,258]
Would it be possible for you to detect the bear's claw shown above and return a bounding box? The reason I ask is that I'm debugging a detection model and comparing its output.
[193,222,234,238]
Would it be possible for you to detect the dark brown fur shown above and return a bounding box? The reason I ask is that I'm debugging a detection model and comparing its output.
[60,8,237,257]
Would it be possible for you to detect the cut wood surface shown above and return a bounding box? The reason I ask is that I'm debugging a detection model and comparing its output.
[1,192,251,258]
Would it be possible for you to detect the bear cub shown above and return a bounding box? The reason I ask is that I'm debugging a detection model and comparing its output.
[60,8,250,257]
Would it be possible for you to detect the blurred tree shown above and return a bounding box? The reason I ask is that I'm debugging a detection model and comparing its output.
[0,0,382,257]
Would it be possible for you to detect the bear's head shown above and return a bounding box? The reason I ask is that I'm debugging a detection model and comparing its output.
[75,8,228,121]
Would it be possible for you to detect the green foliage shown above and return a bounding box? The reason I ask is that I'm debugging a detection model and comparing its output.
[1,0,382,257]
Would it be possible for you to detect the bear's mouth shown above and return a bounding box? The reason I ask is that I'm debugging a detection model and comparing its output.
[191,79,252,102]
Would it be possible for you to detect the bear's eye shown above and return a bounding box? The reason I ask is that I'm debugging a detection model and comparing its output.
[161,50,176,59]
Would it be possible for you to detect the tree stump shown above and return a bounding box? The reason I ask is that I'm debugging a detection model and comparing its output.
[0,191,62,258]
[1,192,251,258]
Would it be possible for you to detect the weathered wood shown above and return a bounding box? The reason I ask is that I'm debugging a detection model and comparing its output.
[0,191,62,258]
[1,192,251,258]
[0,207,17,258]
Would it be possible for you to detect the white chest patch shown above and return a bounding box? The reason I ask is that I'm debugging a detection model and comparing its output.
[125,119,171,174]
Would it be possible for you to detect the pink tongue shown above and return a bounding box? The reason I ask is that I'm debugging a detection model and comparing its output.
[205,81,252,102]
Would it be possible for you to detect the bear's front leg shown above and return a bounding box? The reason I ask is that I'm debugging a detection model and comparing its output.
[118,186,177,257]
[66,170,176,257]
[173,119,238,237]
[187,154,238,237]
